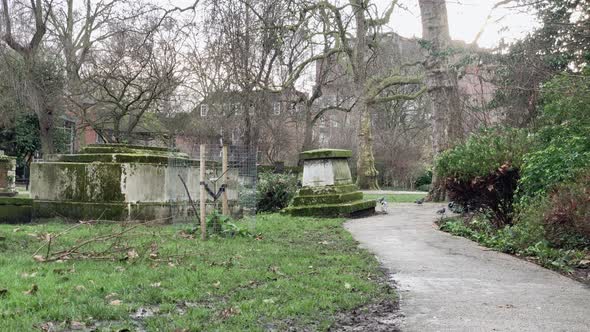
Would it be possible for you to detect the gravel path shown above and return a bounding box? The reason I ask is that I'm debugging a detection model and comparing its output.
[345,203,590,332]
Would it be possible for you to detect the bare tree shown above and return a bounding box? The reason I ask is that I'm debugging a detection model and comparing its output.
[1,0,57,155]
[75,10,185,143]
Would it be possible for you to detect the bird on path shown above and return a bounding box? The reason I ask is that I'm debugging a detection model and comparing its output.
[436,207,446,215]
[415,197,425,205]
[377,197,388,213]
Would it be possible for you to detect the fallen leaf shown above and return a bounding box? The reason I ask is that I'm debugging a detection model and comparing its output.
[262,298,275,304]
[344,282,352,290]
[36,322,55,332]
[33,255,46,262]
[126,249,139,260]
[213,281,221,288]
[24,284,38,295]
[105,292,118,300]
[70,321,85,330]
[75,285,86,292]
[109,300,122,306]
[115,266,126,272]
[20,272,37,278]
[219,307,240,319]
[150,282,161,288]
[13,227,21,232]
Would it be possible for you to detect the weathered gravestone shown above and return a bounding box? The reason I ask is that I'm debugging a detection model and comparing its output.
[0,151,17,196]
[283,149,376,217]
[0,151,32,223]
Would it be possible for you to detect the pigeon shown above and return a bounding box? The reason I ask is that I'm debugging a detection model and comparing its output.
[415,197,425,205]
[377,197,388,213]
[436,207,446,215]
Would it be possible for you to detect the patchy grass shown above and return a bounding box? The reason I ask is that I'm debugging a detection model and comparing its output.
[364,193,426,203]
[0,214,392,331]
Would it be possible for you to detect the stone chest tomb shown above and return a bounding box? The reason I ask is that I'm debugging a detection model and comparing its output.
[30,144,214,221]
[283,149,376,217]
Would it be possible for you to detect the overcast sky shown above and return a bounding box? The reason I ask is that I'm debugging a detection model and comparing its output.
[169,0,537,48]
[375,0,537,48]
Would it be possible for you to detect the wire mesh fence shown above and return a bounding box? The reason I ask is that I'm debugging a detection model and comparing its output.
[168,143,258,224]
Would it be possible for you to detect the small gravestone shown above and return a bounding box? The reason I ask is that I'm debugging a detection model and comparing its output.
[0,152,32,223]
[0,151,17,197]
[283,149,376,217]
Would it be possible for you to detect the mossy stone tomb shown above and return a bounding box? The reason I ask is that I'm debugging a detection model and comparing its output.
[30,144,210,221]
[283,149,376,217]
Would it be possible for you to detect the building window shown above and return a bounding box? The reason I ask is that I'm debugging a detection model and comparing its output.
[200,104,208,117]
[273,102,281,115]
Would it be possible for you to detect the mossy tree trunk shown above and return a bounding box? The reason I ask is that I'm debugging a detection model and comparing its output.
[356,99,379,189]
[351,0,379,190]
[418,0,463,201]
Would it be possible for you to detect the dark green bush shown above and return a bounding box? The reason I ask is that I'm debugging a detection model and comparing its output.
[436,127,530,225]
[436,127,530,181]
[518,134,590,202]
[256,172,298,212]
[543,171,590,249]
[518,69,590,201]
[414,169,432,188]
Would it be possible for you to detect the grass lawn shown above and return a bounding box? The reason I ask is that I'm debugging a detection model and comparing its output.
[364,193,426,203]
[0,214,392,331]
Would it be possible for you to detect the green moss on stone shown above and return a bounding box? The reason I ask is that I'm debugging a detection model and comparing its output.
[283,199,376,217]
[292,191,363,206]
[33,200,192,222]
[298,184,358,196]
[0,205,32,223]
[300,149,352,160]
[0,197,33,206]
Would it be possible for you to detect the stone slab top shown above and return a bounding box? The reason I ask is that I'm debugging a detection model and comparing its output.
[300,149,352,160]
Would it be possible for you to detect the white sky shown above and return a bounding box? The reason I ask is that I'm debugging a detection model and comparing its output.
[375,0,538,48]
[169,0,537,48]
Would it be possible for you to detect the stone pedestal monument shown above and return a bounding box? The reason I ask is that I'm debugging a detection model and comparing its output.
[283,149,376,217]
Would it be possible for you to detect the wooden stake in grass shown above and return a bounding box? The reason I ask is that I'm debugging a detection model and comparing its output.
[222,145,229,216]
[200,144,207,240]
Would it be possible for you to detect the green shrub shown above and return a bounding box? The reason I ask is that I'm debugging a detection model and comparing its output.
[436,128,530,225]
[518,69,590,201]
[543,171,590,249]
[436,127,530,181]
[206,210,253,238]
[256,172,298,212]
[518,134,590,201]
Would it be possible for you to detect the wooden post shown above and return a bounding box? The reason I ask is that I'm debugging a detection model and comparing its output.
[222,145,229,216]
[199,144,206,240]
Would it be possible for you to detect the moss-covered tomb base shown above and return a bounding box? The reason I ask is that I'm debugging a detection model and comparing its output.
[284,184,376,218]
[0,197,33,223]
[32,200,195,222]
[283,199,376,218]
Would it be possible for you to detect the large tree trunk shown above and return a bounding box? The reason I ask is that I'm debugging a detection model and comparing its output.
[24,58,55,156]
[37,107,55,156]
[356,100,379,189]
[301,103,314,152]
[353,0,379,190]
[418,0,462,201]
